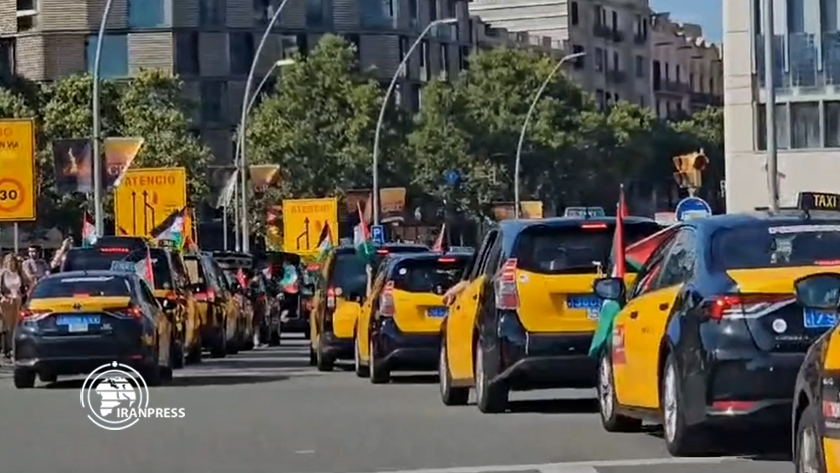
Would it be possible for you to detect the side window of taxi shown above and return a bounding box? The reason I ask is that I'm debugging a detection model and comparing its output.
[654,229,696,289]
[469,230,498,281]
[170,254,189,289]
[483,234,504,278]
[138,280,159,316]
[628,234,678,300]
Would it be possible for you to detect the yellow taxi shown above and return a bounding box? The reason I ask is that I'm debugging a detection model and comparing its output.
[183,252,232,357]
[354,252,471,383]
[13,270,174,388]
[437,217,661,412]
[593,192,840,456]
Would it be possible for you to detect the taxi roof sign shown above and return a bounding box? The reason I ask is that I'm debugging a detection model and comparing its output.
[110,261,137,273]
[797,192,840,212]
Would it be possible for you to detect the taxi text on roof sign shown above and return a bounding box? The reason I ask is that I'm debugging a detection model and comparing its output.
[114,168,187,238]
[282,197,338,256]
[0,119,36,222]
[798,191,840,212]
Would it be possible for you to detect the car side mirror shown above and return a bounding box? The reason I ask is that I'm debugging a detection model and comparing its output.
[162,299,177,311]
[593,277,625,301]
[794,273,840,311]
[348,292,363,303]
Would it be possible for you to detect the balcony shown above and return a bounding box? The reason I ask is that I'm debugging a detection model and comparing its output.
[593,24,624,43]
[634,33,647,45]
[660,80,691,94]
[606,69,627,84]
[691,92,722,107]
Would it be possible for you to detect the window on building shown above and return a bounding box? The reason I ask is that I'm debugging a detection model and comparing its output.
[440,44,448,79]
[615,93,620,102]
[642,18,648,37]
[675,65,681,83]
[664,62,670,80]
[756,103,791,150]
[826,101,840,147]
[229,33,254,75]
[408,0,419,27]
[638,95,645,107]
[823,0,838,31]
[571,1,579,25]
[709,77,714,94]
[199,0,224,27]
[306,0,324,26]
[595,89,605,110]
[200,81,226,123]
[459,45,469,71]
[652,60,661,89]
[129,0,168,28]
[594,47,604,72]
[690,73,695,91]
[611,10,618,31]
[0,39,14,81]
[791,102,820,149]
[86,34,129,79]
[345,34,361,61]
[594,5,603,26]
[410,83,421,112]
[174,32,199,75]
[572,44,584,68]
[429,0,437,21]
[634,55,643,78]
[612,51,619,71]
[656,99,661,117]
[398,36,408,77]
[420,40,429,80]
[361,0,395,28]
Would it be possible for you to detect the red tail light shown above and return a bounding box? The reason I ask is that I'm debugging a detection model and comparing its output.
[326,287,337,309]
[112,305,143,319]
[495,259,520,310]
[438,257,456,263]
[580,223,608,230]
[19,309,52,321]
[379,281,395,317]
[165,291,178,302]
[99,247,130,253]
[376,249,389,255]
[707,294,791,321]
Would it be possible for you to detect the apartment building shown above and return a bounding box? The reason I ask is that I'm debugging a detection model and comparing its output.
[651,13,722,119]
[468,0,654,110]
[724,0,840,212]
[0,0,476,163]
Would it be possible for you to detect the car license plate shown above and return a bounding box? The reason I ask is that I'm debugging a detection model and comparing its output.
[567,296,602,320]
[803,308,838,329]
[428,307,448,318]
[56,315,100,333]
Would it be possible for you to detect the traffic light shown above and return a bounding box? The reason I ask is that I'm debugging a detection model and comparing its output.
[672,149,708,189]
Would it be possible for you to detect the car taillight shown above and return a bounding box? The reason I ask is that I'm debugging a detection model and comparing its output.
[495,258,519,310]
[99,247,130,253]
[376,249,389,255]
[113,305,143,319]
[165,291,178,302]
[379,281,395,317]
[580,223,608,230]
[438,257,456,263]
[19,309,52,321]
[706,294,790,321]
[327,287,336,309]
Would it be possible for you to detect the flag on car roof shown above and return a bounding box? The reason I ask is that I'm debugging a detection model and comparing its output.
[316,223,334,262]
[150,208,186,250]
[610,184,628,278]
[353,202,375,260]
[431,223,446,252]
[82,212,97,247]
[135,245,155,288]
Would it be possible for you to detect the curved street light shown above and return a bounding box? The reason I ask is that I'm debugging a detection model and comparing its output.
[371,17,458,225]
[238,0,292,253]
[513,51,585,218]
[91,0,116,236]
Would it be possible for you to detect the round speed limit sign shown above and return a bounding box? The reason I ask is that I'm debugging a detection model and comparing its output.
[0,178,25,213]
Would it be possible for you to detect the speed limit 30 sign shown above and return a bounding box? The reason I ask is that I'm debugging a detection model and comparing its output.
[0,119,36,222]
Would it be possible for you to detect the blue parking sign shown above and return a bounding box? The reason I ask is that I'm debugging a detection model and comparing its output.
[371,225,385,245]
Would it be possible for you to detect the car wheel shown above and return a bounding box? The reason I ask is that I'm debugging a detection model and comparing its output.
[474,339,507,413]
[315,339,334,372]
[662,352,706,456]
[210,326,227,358]
[143,364,162,387]
[439,340,469,406]
[39,372,57,384]
[796,404,826,473]
[185,337,202,364]
[369,337,389,384]
[354,334,369,378]
[597,351,642,432]
[309,345,317,366]
[171,339,185,369]
[13,369,35,389]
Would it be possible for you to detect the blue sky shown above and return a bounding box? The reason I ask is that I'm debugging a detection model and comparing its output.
[650,0,723,43]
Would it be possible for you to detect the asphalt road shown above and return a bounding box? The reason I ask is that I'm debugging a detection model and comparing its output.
[0,337,792,473]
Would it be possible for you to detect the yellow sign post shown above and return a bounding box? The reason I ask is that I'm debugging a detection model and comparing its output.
[0,119,36,222]
[115,167,187,237]
[282,198,338,255]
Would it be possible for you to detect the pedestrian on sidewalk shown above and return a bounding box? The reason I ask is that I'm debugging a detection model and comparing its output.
[0,254,27,358]
[23,244,51,284]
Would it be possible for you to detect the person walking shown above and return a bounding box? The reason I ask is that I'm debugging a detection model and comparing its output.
[23,244,51,283]
[0,254,27,358]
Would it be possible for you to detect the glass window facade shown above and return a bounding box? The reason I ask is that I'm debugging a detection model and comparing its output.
[360,0,396,28]
[129,0,170,28]
[86,35,129,79]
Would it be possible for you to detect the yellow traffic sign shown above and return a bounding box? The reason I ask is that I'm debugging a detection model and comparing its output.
[115,168,187,237]
[0,119,36,222]
[283,198,338,255]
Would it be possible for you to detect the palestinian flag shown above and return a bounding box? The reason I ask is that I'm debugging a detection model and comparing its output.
[609,185,628,278]
[150,208,186,250]
[82,212,97,247]
[431,223,446,252]
[626,226,676,270]
[316,223,334,262]
[134,245,156,288]
[353,202,375,261]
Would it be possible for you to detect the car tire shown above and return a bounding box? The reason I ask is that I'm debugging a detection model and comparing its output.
[39,372,57,384]
[439,340,469,406]
[315,339,334,372]
[185,338,202,364]
[662,352,706,456]
[369,338,389,384]
[597,351,642,432]
[143,364,163,387]
[474,339,507,413]
[309,345,317,366]
[172,339,185,369]
[354,335,369,378]
[210,327,227,359]
[795,404,826,473]
[13,369,35,389]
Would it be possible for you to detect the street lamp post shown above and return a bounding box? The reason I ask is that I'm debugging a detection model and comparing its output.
[239,0,293,253]
[91,0,115,236]
[763,0,779,212]
[513,51,585,218]
[371,17,458,225]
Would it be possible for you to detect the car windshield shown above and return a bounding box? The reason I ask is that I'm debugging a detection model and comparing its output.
[31,275,131,299]
[391,257,469,293]
[514,222,663,274]
[712,222,840,270]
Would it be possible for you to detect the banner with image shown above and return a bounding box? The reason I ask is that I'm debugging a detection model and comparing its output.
[53,139,93,194]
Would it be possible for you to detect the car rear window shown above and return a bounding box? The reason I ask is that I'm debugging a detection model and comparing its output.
[514,222,663,274]
[123,249,173,289]
[184,257,205,287]
[391,257,468,293]
[711,222,840,270]
[32,276,131,299]
[329,252,368,297]
[370,246,429,273]
[62,248,133,272]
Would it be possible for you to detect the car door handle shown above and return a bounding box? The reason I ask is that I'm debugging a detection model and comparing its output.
[455,306,461,310]
[629,311,638,319]
[472,295,477,300]
[659,303,669,311]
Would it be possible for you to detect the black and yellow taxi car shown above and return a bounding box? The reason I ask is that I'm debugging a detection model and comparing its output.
[354,252,471,383]
[309,243,428,371]
[438,217,661,412]
[13,270,174,388]
[212,251,255,351]
[183,251,232,358]
[593,192,840,456]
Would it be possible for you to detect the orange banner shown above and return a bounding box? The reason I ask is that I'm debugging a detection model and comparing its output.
[492,201,543,221]
[104,137,144,188]
[249,164,280,190]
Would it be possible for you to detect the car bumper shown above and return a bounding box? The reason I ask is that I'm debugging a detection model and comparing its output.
[14,333,152,376]
[319,329,353,359]
[372,318,439,371]
[496,311,597,390]
[281,316,309,333]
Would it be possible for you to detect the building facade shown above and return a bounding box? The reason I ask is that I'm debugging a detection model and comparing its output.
[0,0,480,163]
[724,0,840,212]
[468,0,654,110]
[651,13,722,119]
